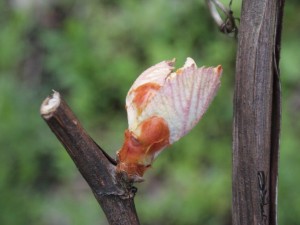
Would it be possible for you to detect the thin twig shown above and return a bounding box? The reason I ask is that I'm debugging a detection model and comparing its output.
[40,90,140,225]
[205,0,238,37]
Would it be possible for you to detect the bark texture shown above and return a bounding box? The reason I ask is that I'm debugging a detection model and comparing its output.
[232,0,285,225]
[40,91,140,225]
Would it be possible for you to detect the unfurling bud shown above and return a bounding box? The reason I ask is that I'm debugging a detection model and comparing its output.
[117,57,222,181]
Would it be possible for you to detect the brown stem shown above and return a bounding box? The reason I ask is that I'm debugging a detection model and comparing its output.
[232,0,284,225]
[40,91,140,225]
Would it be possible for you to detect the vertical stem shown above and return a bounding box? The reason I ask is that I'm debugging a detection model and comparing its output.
[232,0,284,225]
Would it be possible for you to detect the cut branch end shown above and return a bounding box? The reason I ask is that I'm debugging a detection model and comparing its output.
[40,90,61,118]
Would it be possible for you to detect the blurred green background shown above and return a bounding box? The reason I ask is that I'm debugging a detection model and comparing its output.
[0,0,299,224]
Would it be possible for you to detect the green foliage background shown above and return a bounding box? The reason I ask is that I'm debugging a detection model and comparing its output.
[0,0,299,224]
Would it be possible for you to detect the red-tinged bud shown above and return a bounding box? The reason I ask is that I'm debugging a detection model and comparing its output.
[117,116,169,179]
[117,57,222,181]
